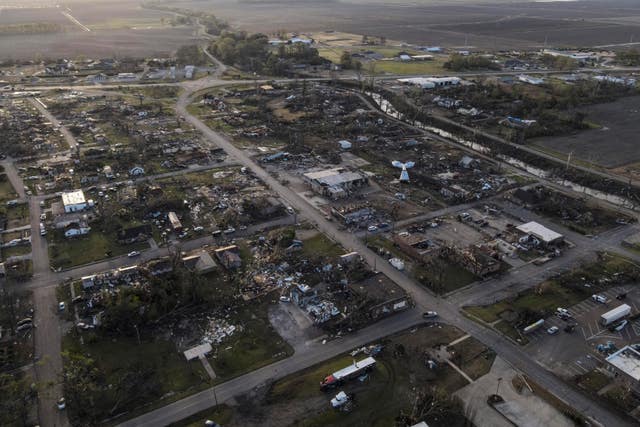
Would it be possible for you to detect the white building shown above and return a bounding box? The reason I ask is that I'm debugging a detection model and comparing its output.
[518,74,544,85]
[62,190,88,213]
[303,168,368,199]
[606,345,640,391]
[397,77,461,89]
[594,75,636,86]
[184,65,195,79]
[516,221,564,246]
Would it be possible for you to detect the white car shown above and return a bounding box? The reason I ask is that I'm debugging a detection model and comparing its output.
[547,326,559,335]
[556,307,570,317]
[367,225,378,232]
[193,226,204,232]
[57,397,66,410]
[224,227,236,234]
[279,296,291,303]
[127,251,140,258]
[592,294,607,304]
[422,311,438,319]
[58,302,65,311]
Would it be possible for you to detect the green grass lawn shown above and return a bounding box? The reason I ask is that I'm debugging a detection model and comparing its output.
[464,252,639,342]
[1,244,31,259]
[413,259,478,294]
[464,280,586,324]
[266,325,473,427]
[0,175,17,202]
[576,369,611,393]
[302,233,344,259]
[63,333,210,424]
[4,203,29,228]
[494,320,529,345]
[373,58,446,75]
[48,229,148,269]
[210,301,293,381]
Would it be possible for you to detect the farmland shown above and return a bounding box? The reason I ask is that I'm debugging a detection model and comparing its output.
[165,0,640,49]
[531,96,640,169]
[0,0,197,60]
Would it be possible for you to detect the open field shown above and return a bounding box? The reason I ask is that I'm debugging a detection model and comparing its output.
[4,0,640,58]
[167,0,640,49]
[0,7,70,26]
[48,228,148,269]
[531,96,640,169]
[0,27,198,60]
[62,332,211,425]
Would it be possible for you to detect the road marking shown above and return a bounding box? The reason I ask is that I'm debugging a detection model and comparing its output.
[60,10,90,32]
[580,326,588,340]
[573,361,588,373]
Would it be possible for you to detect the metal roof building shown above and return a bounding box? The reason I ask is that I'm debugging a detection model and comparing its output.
[516,221,564,245]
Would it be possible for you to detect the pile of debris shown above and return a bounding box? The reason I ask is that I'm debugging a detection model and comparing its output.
[202,317,242,345]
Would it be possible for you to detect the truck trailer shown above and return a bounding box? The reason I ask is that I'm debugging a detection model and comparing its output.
[600,304,631,326]
[320,357,376,389]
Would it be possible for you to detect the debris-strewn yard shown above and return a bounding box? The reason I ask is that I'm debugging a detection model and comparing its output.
[206,324,493,427]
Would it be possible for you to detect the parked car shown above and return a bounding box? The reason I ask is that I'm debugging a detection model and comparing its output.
[127,251,140,258]
[279,296,291,303]
[224,227,236,234]
[556,307,571,317]
[564,323,577,333]
[367,225,378,232]
[616,293,627,300]
[422,311,438,319]
[592,294,607,304]
[57,397,66,410]
[547,326,559,335]
[58,302,65,311]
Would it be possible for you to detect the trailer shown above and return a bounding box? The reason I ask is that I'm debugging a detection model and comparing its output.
[523,319,544,334]
[320,357,376,389]
[600,304,631,326]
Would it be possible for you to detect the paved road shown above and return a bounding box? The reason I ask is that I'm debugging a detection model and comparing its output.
[28,197,49,276]
[33,285,69,427]
[28,97,78,151]
[159,89,634,427]
[7,214,296,293]
[8,60,638,427]
[118,309,423,427]
[1,159,26,199]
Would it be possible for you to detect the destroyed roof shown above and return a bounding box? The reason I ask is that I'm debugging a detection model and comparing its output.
[304,168,366,187]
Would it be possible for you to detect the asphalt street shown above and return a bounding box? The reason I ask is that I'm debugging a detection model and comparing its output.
[6,53,640,427]
[116,88,638,427]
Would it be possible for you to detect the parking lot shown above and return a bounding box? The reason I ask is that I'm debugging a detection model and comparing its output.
[525,285,640,377]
